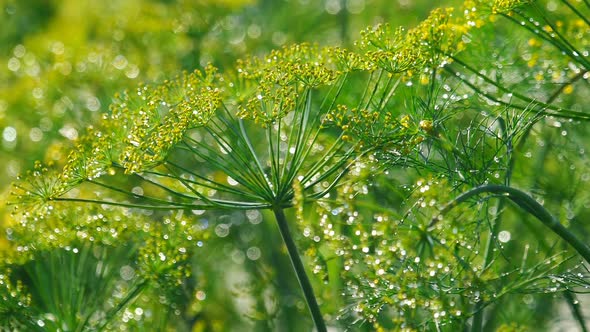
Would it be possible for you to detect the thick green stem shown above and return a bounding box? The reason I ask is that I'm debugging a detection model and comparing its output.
[471,307,485,332]
[273,208,327,332]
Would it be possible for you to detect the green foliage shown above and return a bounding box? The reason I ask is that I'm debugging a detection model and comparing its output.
[3,0,590,331]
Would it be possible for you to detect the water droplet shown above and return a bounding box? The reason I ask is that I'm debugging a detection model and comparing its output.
[120,265,135,281]
[215,224,230,237]
[325,0,341,14]
[498,230,511,243]
[246,246,261,260]
[112,55,128,70]
[7,57,20,71]
[2,126,17,142]
[131,186,144,196]
[196,290,206,301]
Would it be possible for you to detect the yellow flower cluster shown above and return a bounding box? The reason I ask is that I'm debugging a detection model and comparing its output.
[137,217,200,289]
[0,269,32,316]
[62,126,115,184]
[7,195,208,294]
[492,0,533,14]
[359,7,466,74]
[11,161,72,216]
[324,47,375,73]
[236,43,340,126]
[119,66,221,173]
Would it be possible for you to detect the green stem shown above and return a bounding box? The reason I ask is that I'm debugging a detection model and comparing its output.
[445,59,590,121]
[338,0,349,45]
[273,208,327,332]
[432,185,590,264]
[471,307,484,332]
[559,0,590,31]
[564,290,589,332]
[96,280,148,331]
[50,197,271,210]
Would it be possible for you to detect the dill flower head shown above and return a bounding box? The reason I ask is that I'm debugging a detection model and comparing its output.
[10,161,70,217]
[323,47,375,73]
[236,43,341,126]
[359,7,467,74]
[117,66,221,173]
[492,0,533,14]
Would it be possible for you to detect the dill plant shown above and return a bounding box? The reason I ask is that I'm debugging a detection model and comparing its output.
[0,0,255,187]
[300,0,590,330]
[4,0,590,331]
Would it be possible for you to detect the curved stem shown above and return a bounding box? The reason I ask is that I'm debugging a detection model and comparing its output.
[431,185,590,264]
[273,208,327,332]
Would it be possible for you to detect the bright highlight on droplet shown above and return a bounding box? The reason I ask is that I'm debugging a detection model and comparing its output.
[29,127,43,142]
[3,126,17,142]
[215,224,230,237]
[7,57,20,71]
[246,246,261,260]
[196,290,206,301]
[498,230,511,243]
[120,265,135,281]
[227,176,239,186]
[86,96,101,111]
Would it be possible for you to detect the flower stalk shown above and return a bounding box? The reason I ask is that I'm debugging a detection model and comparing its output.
[273,208,327,332]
